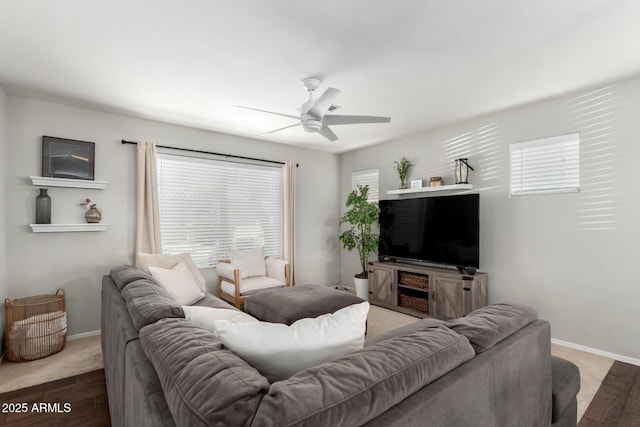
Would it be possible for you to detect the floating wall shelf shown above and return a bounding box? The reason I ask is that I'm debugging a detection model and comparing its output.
[30,223,109,233]
[387,184,473,195]
[29,176,109,190]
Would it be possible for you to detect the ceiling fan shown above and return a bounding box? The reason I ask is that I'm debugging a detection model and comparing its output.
[234,78,391,142]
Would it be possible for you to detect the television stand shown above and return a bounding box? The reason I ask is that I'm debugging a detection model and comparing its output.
[368,261,488,320]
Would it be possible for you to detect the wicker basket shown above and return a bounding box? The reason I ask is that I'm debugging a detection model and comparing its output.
[398,271,428,290]
[4,289,67,362]
[399,293,429,314]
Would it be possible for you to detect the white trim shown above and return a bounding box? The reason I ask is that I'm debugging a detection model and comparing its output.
[552,338,640,367]
[30,223,108,232]
[387,183,473,195]
[30,176,109,189]
[67,330,101,341]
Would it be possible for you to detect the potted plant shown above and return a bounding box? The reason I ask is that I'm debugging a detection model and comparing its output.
[339,185,379,300]
[394,157,413,189]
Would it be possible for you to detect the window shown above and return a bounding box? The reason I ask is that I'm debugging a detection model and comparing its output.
[157,152,283,268]
[352,168,379,202]
[510,133,580,196]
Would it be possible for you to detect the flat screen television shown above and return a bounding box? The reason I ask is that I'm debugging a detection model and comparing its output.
[378,193,479,269]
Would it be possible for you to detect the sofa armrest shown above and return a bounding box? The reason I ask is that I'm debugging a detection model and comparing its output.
[216,262,238,283]
[265,258,290,285]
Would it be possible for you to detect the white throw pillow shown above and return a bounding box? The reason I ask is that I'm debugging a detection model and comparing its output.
[213,301,370,382]
[182,305,258,333]
[148,262,205,305]
[230,248,266,279]
[137,252,207,294]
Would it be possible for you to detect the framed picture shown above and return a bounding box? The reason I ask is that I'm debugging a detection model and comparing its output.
[42,136,95,180]
[410,179,423,189]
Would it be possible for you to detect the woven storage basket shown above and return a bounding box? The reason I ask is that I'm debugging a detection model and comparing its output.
[398,271,428,290]
[399,293,429,314]
[4,289,67,362]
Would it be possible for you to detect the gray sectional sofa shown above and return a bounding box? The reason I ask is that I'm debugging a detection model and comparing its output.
[101,265,580,427]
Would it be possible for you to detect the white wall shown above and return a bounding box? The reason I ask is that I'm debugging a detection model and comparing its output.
[6,96,341,336]
[340,76,640,361]
[0,85,8,359]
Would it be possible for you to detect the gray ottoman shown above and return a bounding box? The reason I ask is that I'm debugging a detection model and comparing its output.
[244,284,365,325]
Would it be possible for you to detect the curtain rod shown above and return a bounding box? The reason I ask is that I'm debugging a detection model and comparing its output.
[121,139,298,167]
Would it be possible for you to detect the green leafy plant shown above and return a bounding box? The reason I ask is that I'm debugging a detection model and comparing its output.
[339,185,379,279]
[393,157,413,188]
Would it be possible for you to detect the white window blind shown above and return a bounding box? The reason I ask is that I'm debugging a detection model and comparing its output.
[510,133,580,196]
[352,169,379,202]
[157,153,283,268]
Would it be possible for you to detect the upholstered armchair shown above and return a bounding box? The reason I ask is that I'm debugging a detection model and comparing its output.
[216,250,290,309]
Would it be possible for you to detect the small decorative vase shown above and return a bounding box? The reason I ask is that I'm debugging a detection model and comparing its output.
[399,179,408,190]
[35,188,51,224]
[85,207,102,223]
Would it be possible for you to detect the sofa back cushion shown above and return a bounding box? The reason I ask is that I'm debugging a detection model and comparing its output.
[121,279,184,331]
[140,318,270,427]
[445,302,538,353]
[252,325,475,427]
[110,265,155,292]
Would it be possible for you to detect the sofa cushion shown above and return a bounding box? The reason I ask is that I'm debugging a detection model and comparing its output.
[214,302,369,382]
[445,302,538,353]
[121,279,184,331]
[252,324,475,427]
[110,265,155,292]
[182,306,258,332]
[140,318,270,427]
[137,252,207,294]
[220,276,284,297]
[192,293,238,310]
[148,262,205,305]
[551,356,581,422]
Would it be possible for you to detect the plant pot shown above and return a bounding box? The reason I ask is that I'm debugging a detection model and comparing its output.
[354,277,369,301]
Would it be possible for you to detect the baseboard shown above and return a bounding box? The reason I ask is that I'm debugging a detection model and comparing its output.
[67,330,101,341]
[552,338,640,367]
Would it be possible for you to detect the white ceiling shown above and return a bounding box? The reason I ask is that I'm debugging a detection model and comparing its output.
[1,1,640,154]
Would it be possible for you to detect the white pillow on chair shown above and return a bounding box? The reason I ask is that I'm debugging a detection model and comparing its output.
[230,248,266,279]
[212,301,370,382]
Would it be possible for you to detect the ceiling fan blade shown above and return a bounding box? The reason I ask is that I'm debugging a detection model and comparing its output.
[323,115,391,126]
[306,88,341,118]
[318,125,338,142]
[261,122,301,135]
[233,105,299,120]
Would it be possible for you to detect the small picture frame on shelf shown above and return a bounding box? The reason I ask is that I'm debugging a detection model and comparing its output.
[42,136,95,180]
[410,179,422,189]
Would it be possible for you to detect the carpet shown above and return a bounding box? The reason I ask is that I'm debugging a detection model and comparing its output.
[0,335,103,394]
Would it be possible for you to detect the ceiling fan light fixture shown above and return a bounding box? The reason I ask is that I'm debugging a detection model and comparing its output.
[302,119,322,132]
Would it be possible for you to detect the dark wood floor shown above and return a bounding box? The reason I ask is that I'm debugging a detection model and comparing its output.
[0,369,110,426]
[580,361,640,427]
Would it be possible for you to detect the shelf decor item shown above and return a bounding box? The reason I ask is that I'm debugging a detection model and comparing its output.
[429,177,444,187]
[393,157,413,189]
[339,185,379,300]
[81,198,102,223]
[454,158,474,184]
[35,188,51,224]
[42,136,95,180]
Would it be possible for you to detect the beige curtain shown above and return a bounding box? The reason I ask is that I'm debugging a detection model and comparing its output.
[283,162,296,285]
[135,142,162,262]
